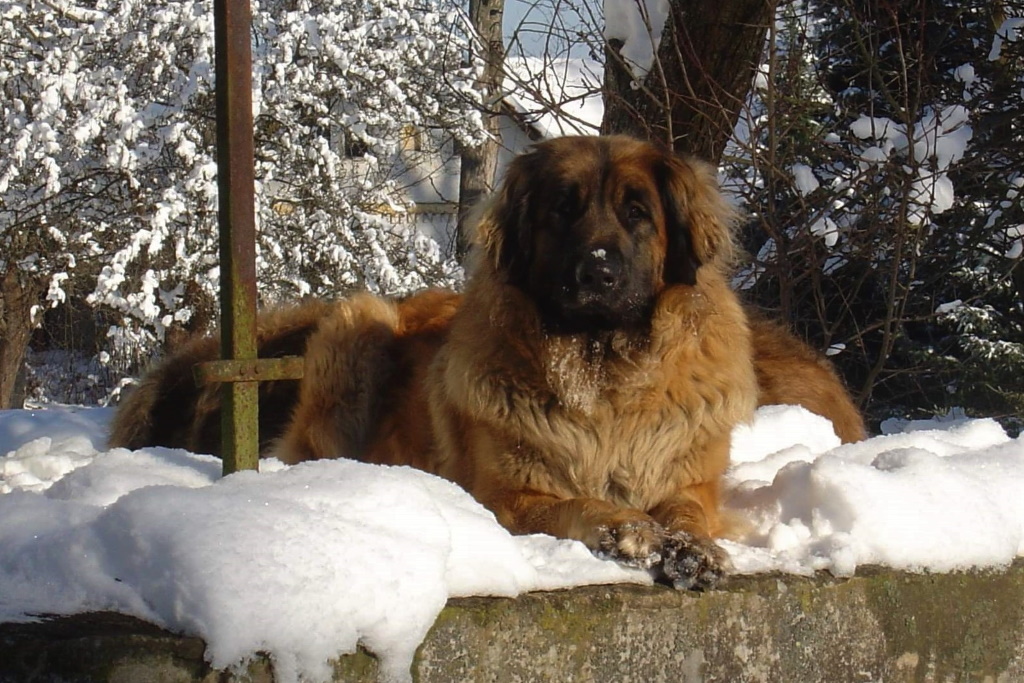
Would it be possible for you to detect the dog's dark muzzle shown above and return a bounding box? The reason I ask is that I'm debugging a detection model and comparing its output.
[537,246,653,334]
[572,248,626,305]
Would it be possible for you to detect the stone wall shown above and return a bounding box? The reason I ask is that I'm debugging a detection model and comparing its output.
[3,562,1023,682]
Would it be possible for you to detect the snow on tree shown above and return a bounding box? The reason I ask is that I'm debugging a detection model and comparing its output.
[0,0,485,407]
[601,0,774,163]
[727,0,1024,427]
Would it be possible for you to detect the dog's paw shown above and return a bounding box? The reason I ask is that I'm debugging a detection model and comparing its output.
[595,520,665,569]
[658,530,728,591]
[594,522,728,590]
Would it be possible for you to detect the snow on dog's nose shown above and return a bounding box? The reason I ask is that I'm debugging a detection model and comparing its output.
[574,248,624,297]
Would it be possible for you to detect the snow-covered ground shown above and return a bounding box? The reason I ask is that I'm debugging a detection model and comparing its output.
[1,404,1023,682]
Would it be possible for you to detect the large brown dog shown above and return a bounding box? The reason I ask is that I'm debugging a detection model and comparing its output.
[110,136,863,589]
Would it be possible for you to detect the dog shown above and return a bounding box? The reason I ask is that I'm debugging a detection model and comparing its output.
[748,316,866,443]
[110,135,864,589]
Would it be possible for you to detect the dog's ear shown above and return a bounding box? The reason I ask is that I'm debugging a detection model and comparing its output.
[473,149,536,286]
[656,153,736,285]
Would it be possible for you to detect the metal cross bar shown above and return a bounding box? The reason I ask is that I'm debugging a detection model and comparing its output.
[194,357,306,386]
[203,0,303,475]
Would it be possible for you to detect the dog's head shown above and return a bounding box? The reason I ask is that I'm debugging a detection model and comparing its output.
[475,135,735,335]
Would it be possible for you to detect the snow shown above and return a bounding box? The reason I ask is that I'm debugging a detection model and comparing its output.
[4,0,480,362]
[603,0,670,81]
[936,299,964,315]
[0,407,646,682]
[825,343,845,357]
[849,106,973,225]
[503,57,603,137]
[2,404,1023,681]
[850,115,900,142]
[1006,224,1024,259]
[727,407,1023,577]
[790,163,819,196]
[809,216,839,247]
[988,17,1024,61]
[954,63,976,87]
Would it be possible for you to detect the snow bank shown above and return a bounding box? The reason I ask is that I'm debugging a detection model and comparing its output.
[0,407,645,683]
[726,406,1023,577]
[2,404,1023,681]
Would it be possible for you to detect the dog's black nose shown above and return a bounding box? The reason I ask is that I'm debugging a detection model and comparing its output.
[575,249,623,293]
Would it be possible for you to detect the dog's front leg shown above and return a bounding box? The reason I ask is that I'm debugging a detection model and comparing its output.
[484,488,726,589]
[647,484,730,590]
[482,488,669,568]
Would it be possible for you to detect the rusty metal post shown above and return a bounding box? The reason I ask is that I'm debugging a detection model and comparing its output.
[199,0,304,474]
[213,0,259,473]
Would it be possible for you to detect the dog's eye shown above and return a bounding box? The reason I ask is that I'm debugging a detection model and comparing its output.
[551,183,580,221]
[555,191,577,219]
[626,203,649,225]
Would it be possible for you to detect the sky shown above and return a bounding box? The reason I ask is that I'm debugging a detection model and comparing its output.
[503,0,664,78]
[504,0,599,58]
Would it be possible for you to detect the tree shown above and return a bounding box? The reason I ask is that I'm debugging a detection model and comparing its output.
[0,0,485,408]
[0,269,42,408]
[602,0,777,163]
[456,0,505,258]
[727,0,1024,426]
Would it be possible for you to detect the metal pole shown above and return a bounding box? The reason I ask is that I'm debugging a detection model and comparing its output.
[199,0,304,474]
[213,0,259,473]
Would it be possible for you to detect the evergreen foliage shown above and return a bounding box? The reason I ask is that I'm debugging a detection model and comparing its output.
[727,0,1024,427]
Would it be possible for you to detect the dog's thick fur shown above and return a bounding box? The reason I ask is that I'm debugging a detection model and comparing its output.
[110,136,863,589]
[749,316,866,443]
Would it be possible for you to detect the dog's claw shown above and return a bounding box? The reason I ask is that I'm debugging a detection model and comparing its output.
[595,524,727,590]
[595,521,664,569]
[659,531,726,591]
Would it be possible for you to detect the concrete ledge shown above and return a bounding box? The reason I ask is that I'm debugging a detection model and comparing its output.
[3,561,1024,682]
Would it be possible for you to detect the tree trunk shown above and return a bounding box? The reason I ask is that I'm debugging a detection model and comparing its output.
[456,0,505,259]
[0,269,42,409]
[602,0,776,164]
